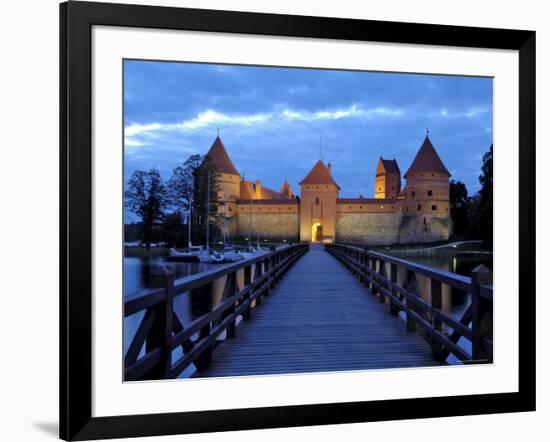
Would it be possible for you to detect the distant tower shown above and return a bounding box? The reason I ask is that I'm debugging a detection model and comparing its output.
[298,160,340,242]
[204,136,241,202]
[402,135,451,241]
[374,157,401,199]
[279,179,294,198]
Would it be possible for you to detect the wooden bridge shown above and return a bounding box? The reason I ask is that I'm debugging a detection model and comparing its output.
[124,243,493,381]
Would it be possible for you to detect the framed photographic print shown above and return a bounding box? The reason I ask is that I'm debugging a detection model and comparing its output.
[60,1,536,440]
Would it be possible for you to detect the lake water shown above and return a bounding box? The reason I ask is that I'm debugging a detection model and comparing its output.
[380,249,492,363]
[381,249,492,320]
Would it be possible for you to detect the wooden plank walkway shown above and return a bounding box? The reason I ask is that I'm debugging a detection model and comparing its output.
[198,244,443,378]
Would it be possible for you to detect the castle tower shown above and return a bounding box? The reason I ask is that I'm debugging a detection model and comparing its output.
[401,135,451,241]
[205,136,241,202]
[374,157,401,199]
[279,179,294,198]
[298,160,340,242]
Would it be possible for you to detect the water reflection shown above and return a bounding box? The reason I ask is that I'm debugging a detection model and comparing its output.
[384,250,493,321]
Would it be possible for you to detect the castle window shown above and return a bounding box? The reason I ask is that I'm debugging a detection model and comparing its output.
[279,207,281,210]
[432,205,437,211]
[378,187,381,191]
[423,218,426,224]
[288,207,291,210]
[349,206,351,209]
[316,185,319,189]
[417,205,421,211]
[360,206,362,209]
[427,190,433,196]
[315,197,320,205]
[391,187,394,191]
[412,191,416,197]
[326,185,328,189]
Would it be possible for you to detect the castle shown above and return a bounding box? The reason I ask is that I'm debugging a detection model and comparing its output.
[205,134,451,245]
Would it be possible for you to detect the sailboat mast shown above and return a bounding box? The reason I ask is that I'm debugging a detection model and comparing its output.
[223,189,227,246]
[248,199,252,248]
[206,170,210,252]
[188,194,192,250]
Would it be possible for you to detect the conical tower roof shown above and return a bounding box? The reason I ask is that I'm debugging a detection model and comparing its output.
[279,179,293,197]
[404,136,450,178]
[205,136,240,176]
[299,160,340,189]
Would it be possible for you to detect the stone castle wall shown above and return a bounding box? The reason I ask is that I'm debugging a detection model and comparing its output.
[226,210,450,244]
[235,213,300,240]
[398,215,450,244]
[335,212,400,245]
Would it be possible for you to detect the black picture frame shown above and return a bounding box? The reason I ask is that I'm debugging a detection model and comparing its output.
[60,1,536,440]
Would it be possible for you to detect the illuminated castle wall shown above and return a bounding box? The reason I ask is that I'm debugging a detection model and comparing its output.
[204,135,451,245]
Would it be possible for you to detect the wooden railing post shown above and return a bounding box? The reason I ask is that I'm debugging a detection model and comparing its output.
[242,265,252,320]
[362,253,369,286]
[405,270,416,332]
[193,281,214,372]
[471,265,493,362]
[223,272,238,338]
[430,278,445,360]
[378,260,387,303]
[371,258,378,297]
[145,264,174,379]
[255,260,264,305]
[389,263,399,316]
[359,252,367,284]
[431,279,443,331]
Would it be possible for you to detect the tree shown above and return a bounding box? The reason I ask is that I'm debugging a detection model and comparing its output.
[192,156,221,246]
[125,168,167,249]
[167,154,202,215]
[449,180,470,238]
[470,144,493,247]
[162,212,187,247]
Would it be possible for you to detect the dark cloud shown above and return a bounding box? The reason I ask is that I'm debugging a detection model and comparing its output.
[124,60,493,197]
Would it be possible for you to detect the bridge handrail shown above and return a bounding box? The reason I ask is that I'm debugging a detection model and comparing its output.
[124,243,309,381]
[325,243,493,364]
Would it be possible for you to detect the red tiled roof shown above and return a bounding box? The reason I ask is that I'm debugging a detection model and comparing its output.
[205,136,240,176]
[299,160,340,189]
[404,136,450,178]
[337,198,397,204]
[240,180,291,200]
[261,186,289,199]
[239,180,255,199]
[377,158,400,175]
[237,199,299,205]
[279,180,293,197]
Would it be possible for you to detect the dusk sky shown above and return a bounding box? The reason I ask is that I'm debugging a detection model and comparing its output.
[124,60,493,204]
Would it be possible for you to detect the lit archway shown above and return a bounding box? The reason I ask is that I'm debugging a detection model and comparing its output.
[311,222,322,242]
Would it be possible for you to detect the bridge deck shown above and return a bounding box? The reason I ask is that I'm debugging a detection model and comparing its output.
[198,244,443,378]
